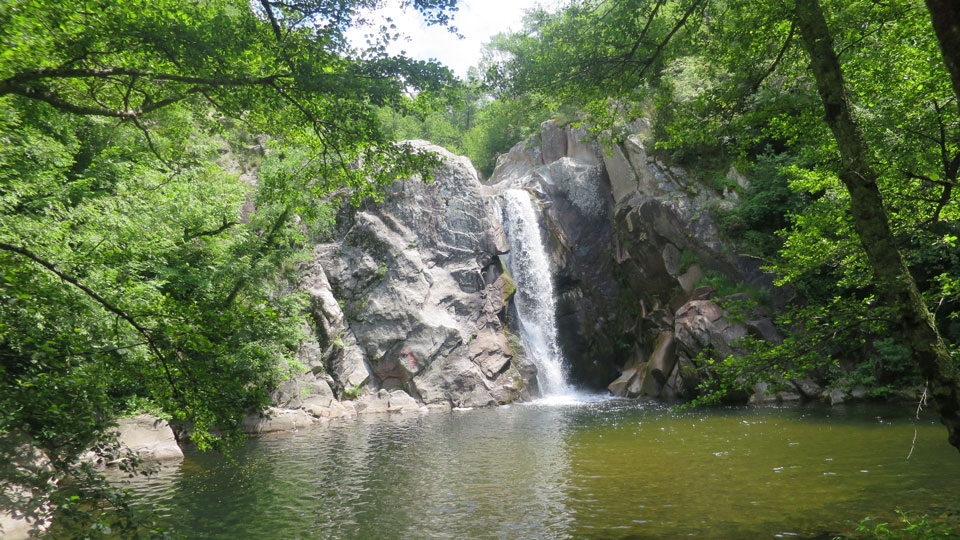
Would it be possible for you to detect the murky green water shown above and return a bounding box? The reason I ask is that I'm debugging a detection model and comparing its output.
[119,399,960,539]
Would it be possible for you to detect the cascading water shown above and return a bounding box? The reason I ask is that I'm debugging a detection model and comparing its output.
[501,188,571,397]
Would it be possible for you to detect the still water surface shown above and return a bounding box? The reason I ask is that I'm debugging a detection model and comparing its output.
[120,399,960,539]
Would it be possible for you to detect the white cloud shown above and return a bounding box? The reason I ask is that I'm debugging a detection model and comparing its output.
[347,0,558,78]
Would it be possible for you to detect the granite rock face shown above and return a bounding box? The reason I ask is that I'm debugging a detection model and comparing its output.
[488,125,621,389]
[293,141,524,410]
[272,123,788,411]
[489,120,785,401]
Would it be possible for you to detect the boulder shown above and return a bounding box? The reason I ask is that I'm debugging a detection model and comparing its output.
[355,391,391,414]
[491,140,542,186]
[622,135,664,198]
[608,366,637,397]
[746,317,783,344]
[540,120,568,164]
[386,389,422,412]
[727,165,750,190]
[822,387,846,405]
[608,347,644,397]
[0,512,33,540]
[677,264,704,295]
[114,415,183,462]
[566,125,602,165]
[303,399,354,419]
[690,286,715,302]
[273,375,336,410]
[750,381,802,404]
[792,378,824,400]
[674,300,748,363]
[241,408,316,434]
[300,259,370,390]
[648,331,677,384]
[662,244,682,278]
[602,141,638,204]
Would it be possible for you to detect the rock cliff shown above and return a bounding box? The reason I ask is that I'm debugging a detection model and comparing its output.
[279,141,530,416]
[486,119,785,402]
[274,123,787,416]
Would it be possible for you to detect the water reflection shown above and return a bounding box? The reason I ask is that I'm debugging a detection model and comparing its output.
[115,401,960,539]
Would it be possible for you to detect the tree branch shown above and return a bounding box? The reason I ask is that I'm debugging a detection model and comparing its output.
[0,242,181,397]
[259,0,285,43]
[183,218,238,242]
[1,69,287,118]
[1,68,284,90]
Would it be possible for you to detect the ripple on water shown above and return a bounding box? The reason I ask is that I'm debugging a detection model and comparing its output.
[113,401,960,539]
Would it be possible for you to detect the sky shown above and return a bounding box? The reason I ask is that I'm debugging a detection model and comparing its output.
[347,0,559,78]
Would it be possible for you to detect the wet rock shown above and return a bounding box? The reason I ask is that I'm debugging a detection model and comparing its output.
[793,378,823,400]
[608,351,643,397]
[355,390,391,414]
[608,369,635,397]
[822,387,846,405]
[385,389,422,413]
[490,126,621,390]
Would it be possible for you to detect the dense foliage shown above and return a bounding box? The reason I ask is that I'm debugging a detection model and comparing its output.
[478,0,960,443]
[1,0,458,535]
[3,0,960,535]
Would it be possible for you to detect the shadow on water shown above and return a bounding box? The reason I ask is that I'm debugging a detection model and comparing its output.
[115,400,960,539]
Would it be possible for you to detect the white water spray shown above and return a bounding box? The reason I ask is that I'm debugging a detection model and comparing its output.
[501,189,571,397]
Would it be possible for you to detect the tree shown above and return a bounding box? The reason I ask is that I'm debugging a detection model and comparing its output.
[925,0,960,112]
[791,0,960,452]
[1,0,460,535]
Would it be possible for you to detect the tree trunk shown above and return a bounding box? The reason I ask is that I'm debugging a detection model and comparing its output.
[925,0,960,115]
[793,0,960,453]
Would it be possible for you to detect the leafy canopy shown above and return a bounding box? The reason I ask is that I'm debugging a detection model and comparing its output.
[1,0,461,534]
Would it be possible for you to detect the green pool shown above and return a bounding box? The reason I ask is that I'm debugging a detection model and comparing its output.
[119,398,960,539]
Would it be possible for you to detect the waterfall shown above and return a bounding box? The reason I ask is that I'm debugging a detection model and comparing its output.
[501,189,571,397]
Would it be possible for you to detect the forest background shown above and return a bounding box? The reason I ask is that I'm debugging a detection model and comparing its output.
[2,0,960,537]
